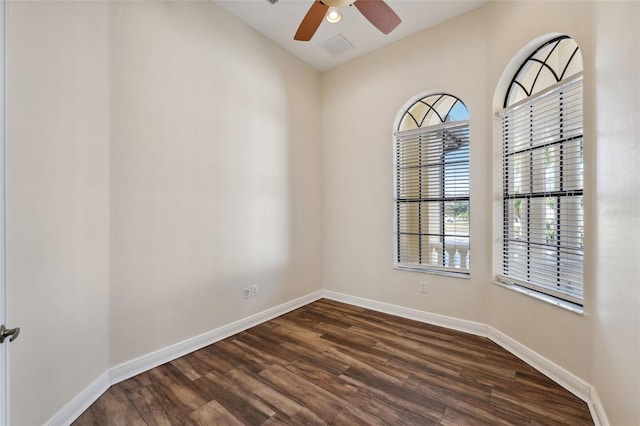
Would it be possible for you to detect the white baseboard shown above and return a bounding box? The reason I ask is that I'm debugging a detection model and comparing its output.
[588,386,610,426]
[486,328,607,425]
[46,372,110,426]
[323,290,488,337]
[109,290,324,385]
[487,326,592,400]
[46,290,323,426]
[323,291,608,426]
[46,289,609,426]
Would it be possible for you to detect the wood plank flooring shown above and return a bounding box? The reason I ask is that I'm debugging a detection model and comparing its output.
[74,299,593,425]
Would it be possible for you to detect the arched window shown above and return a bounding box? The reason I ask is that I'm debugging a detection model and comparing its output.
[394,94,470,276]
[497,36,584,307]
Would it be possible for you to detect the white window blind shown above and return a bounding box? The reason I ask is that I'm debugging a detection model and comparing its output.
[394,120,470,275]
[498,73,584,305]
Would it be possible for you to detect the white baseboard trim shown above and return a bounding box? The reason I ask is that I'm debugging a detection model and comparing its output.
[109,290,324,385]
[487,326,592,401]
[323,291,608,426]
[323,290,488,337]
[46,289,609,426]
[46,290,323,426]
[588,386,610,426]
[46,372,110,426]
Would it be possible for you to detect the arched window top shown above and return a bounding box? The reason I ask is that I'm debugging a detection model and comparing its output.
[397,93,468,132]
[504,35,582,107]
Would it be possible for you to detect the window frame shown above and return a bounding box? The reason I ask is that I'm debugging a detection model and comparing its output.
[495,36,584,310]
[393,94,470,277]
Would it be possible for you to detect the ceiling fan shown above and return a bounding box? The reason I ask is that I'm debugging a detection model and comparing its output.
[294,0,401,41]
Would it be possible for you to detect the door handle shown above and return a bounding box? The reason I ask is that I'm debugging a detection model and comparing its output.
[0,324,20,343]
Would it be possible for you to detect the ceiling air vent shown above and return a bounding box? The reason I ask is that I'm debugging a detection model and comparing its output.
[320,33,355,55]
[266,0,278,4]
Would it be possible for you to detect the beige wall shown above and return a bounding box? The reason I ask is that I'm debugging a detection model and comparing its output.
[323,1,639,424]
[323,7,491,323]
[110,2,322,364]
[591,2,640,423]
[6,0,322,424]
[108,1,323,366]
[6,2,111,425]
[323,4,492,330]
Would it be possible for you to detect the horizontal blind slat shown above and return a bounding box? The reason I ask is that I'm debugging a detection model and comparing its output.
[499,76,583,304]
[395,117,470,274]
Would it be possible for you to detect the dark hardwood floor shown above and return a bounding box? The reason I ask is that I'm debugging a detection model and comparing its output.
[74,299,593,425]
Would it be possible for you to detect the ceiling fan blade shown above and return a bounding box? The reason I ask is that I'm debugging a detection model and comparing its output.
[354,0,401,35]
[294,1,330,41]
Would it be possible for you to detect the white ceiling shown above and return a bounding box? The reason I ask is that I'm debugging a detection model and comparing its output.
[212,0,489,71]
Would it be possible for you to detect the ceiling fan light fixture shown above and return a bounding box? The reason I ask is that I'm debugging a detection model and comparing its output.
[326,8,342,24]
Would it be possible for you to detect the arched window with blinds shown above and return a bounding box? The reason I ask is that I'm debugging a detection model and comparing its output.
[394,93,470,276]
[497,36,584,307]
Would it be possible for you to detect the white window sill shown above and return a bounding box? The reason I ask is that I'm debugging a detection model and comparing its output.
[395,265,470,279]
[492,280,583,315]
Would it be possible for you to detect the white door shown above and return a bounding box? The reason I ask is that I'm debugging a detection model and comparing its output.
[0,0,7,421]
[0,1,19,424]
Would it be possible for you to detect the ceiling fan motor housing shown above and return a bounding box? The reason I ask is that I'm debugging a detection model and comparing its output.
[322,0,357,8]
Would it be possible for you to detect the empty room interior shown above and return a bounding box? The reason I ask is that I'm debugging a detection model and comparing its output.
[1,0,639,425]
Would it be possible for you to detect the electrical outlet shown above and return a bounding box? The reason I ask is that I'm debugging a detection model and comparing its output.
[251,285,258,297]
[420,281,428,293]
[243,287,251,299]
